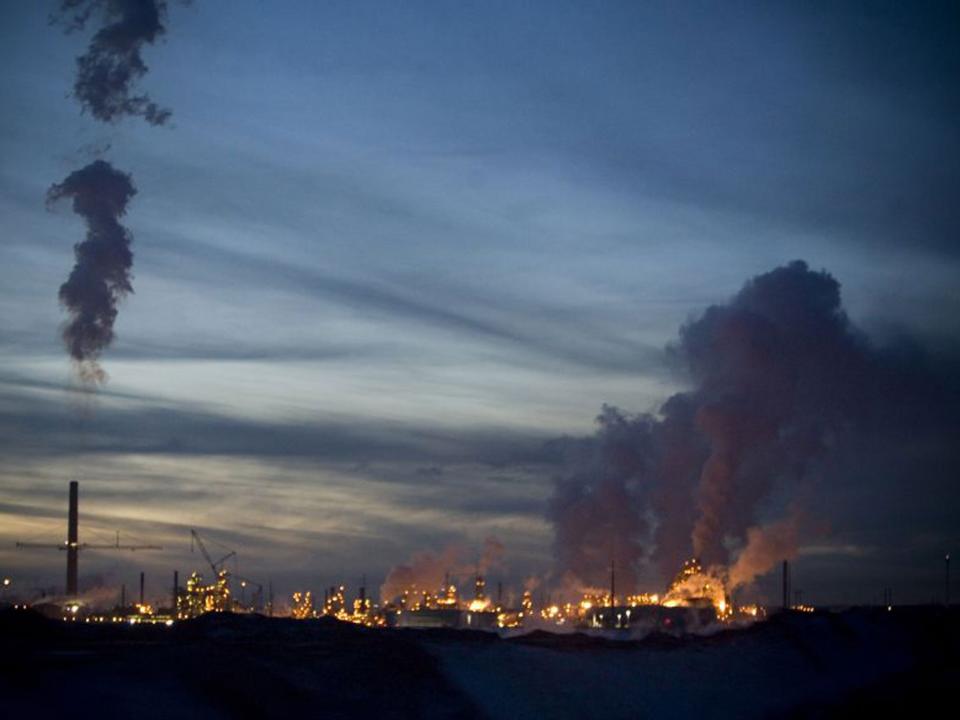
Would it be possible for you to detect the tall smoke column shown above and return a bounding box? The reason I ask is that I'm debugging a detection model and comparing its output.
[47,160,137,384]
[549,260,945,595]
[52,0,180,125]
[547,406,656,595]
[679,262,860,564]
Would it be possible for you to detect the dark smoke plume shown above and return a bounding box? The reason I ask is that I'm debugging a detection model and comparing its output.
[47,160,137,384]
[549,260,958,595]
[52,0,180,125]
[548,406,657,594]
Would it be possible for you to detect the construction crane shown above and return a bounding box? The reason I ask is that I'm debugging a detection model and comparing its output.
[189,529,266,613]
[15,481,161,597]
[189,529,236,576]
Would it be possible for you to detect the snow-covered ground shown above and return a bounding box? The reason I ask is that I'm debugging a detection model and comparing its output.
[2,607,956,719]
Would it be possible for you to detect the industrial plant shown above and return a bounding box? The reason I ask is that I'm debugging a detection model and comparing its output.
[8,481,785,631]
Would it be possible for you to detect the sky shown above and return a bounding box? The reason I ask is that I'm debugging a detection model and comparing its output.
[0,1,958,608]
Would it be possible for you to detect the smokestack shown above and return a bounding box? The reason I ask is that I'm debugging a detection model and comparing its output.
[139,571,144,606]
[173,570,178,614]
[66,481,79,597]
[611,559,617,607]
[497,581,503,606]
[121,583,126,609]
[782,560,790,609]
[947,554,951,606]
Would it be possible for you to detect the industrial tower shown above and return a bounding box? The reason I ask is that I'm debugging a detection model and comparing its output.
[16,481,161,597]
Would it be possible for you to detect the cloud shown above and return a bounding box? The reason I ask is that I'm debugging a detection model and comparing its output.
[141,234,669,375]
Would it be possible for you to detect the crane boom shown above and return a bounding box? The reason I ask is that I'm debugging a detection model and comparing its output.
[190,529,234,576]
[16,541,161,550]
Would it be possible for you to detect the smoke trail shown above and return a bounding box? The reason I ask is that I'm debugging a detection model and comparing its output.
[549,260,955,594]
[52,0,180,125]
[47,160,137,384]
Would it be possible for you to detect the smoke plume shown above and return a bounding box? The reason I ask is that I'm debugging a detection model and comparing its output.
[478,536,505,574]
[52,0,180,125]
[727,513,801,590]
[548,406,656,594]
[47,160,137,384]
[380,546,460,604]
[380,537,506,603]
[549,260,958,596]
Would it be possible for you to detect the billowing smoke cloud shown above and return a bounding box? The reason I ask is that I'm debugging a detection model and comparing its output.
[549,260,958,596]
[548,406,656,594]
[679,262,865,565]
[380,546,460,604]
[52,0,180,125]
[47,160,137,384]
[727,513,801,590]
[380,537,506,603]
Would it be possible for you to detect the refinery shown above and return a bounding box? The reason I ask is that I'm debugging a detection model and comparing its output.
[7,481,787,631]
[4,480,950,720]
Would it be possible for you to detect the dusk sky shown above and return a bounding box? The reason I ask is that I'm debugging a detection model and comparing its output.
[1,1,958,607]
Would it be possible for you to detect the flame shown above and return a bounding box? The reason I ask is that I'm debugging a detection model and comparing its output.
[468,598,491,612]
[661,558,731,619]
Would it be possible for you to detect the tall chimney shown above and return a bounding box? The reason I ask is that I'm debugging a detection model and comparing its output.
[66,481,79,597]
[139,571,145,606]
[121,583,126,609]
[610,559,616,607]
[782,560,790,609]
[173,570,179,614]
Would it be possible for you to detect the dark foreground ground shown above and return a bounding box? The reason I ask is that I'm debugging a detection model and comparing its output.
[1,606,958,719]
